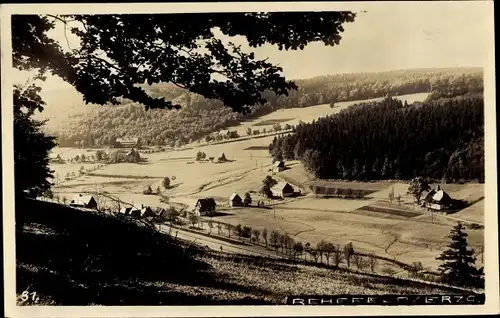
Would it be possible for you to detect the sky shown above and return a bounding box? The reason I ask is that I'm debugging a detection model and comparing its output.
[10,1,493,93]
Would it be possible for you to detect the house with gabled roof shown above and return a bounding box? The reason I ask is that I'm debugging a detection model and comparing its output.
[194,198,217,215]
[423,185,453,211]
[273,160,286,172]
[70,194,98,210]
[271,182,294,198]
[229,193,242,207]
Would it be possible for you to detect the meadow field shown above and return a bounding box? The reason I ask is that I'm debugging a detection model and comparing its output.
[50,92,484,274]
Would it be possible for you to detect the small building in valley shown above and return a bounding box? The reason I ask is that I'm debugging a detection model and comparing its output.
[273,160,286,172]
[423,185,453,211]
[194,198,217,215]
[271,182,295,198]
[140,205,156,218]
[218,152,227,162]
[49,154,65,164]
[70,194,98,210]
[229,193,243,207]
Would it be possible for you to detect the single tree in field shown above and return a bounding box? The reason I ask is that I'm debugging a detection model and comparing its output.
[162,176,171,189]
[270,230,281,251]
[388,187,395,203]
[344,242,354,268]
[243,192,252,206]
[260,175,278,198]
[165,206,180,234]
[188,213,198,229]
[310,249,320,263]
[332,245,343,266]
[242,226,252,240]
[207,219,214,234]
[396,194,402,205]
[224,223,232,238]
[235,224,243,239]
[436,222,484,288]
[316,240,327,263]
[293,242,304,260]
[407,177,431,205]
[261,228,269,247]
[252,228,261,244]
[323,242,336,266]
[246,127,253,136]
[216,221,222,235]
[304,242,311,261]
[368,253,377,272]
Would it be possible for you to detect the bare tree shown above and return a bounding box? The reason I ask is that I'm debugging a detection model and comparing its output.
[261,228,269,247]
[270,230,281,251]
[225,223,232,238]
[216,221,222,235]
[252,228,261,244]
[293,242,304,260]
[310,249,320,263]
[353,254,367,271]
[323,242,336,266]
[207,219,214,234]
[316,240,327,263]
[369,253,378,272]
[333,245,343,267]
[344,242,354,268]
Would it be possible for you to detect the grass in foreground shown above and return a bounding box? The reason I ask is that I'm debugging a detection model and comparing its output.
[16,199,476,306]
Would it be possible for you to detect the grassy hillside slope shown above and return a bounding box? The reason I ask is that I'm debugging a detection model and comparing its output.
[16,199,478,306]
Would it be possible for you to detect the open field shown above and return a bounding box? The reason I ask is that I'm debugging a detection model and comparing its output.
[50,92,484,274]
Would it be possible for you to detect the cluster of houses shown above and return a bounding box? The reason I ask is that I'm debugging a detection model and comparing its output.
[68,193,164,219]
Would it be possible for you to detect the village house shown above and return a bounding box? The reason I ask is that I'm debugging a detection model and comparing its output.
[119,204,151,218]
[229,193,243,207]
[194,198,217,215]
[69,194,98,210]
[423,185,453,211]
[49,154,65,164]
[271,182,295,198]
[273,160,286,172]
[140,205,156,218]
[218,152,227,162]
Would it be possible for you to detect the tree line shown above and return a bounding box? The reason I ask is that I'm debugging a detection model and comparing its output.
[269,95,484,183]
[47,68,482,148]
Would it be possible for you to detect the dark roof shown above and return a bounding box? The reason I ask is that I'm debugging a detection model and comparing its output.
[274,160,285,167]
[229,193,242,201]
[196,198,217,208]
[271,182,294,192]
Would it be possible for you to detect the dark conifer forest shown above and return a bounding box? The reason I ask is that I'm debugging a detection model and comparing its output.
[44,67,482,148]
[269,94,484,183]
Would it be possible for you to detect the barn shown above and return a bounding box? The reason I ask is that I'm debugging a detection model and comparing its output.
[70,194,98,210]
[229,193,243,207]
[273,160,286,172]
[423,185,453,211]
[194,198,217,215]
[271,182,295,198]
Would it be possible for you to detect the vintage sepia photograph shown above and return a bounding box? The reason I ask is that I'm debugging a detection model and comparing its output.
[2,1,498,317]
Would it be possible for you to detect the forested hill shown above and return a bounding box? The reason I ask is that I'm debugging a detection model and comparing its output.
[269,94,484,183]
[40,67,482,148]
